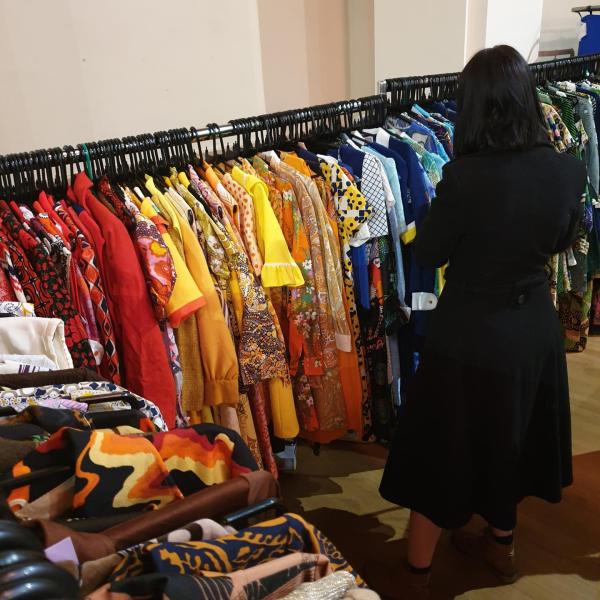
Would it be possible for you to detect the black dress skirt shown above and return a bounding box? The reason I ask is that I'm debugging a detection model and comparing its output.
[380,145,586,531]
[380,280,572,530]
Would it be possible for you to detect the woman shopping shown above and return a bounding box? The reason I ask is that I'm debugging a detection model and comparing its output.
[379,45,586,599]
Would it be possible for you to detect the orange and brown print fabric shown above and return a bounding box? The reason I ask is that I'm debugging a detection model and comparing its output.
[6,423,258,519]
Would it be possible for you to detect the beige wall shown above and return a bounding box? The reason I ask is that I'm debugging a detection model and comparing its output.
[256,0,311,112]
[257,0,348,112]
[346,0,375,97]
[0,0,269,154]
[540,0,582,54]
[0,1,559,156]
[0,0,351,154]
[373,0,469,82]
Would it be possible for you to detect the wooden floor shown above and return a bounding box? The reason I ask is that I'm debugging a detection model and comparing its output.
[281,337,600,600]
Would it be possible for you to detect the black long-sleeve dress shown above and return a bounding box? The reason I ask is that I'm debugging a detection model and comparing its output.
[380,143,587,531]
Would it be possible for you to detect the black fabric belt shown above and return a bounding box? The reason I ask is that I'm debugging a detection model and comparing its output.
[444,277,549,307]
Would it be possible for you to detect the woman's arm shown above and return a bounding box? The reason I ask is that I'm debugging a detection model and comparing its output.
[413,165,464,268]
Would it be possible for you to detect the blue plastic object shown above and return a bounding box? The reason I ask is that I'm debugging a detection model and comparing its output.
[579,14,600,56]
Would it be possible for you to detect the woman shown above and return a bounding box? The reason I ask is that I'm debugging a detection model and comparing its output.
[379,45,586,598]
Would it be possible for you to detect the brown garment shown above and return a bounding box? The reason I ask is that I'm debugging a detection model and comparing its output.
[106,470,278,551]
[81,554,123,597]
[30,518,115,563]
[31,471,278,563]
[167,224,205,413]
[15,476,74,521]
[0,437,36,471]
[0,367,105,389]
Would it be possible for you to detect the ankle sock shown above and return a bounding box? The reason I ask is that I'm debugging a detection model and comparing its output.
[407,563,432,575]
[492,533,513,545]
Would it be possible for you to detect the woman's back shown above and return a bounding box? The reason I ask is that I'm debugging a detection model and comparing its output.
[380,44,586,597]
[415,145,587,289]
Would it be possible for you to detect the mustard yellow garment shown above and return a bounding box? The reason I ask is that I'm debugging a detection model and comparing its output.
[187,179,298,439]
[231,166,304,289]
[139,199,205,327]
[140,196,205,413]
[268,377,299,439]
[146,177,240,407]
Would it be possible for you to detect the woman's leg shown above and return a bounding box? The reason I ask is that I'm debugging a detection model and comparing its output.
[490,526,513,539]
[407,511,442,568]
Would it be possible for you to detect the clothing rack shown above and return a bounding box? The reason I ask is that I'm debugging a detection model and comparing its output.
[0,95,387,194]
[4,51,599,189]
[572,5,600,14]
[379,52,600,110]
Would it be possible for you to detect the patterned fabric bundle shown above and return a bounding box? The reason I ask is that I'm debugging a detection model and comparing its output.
[5,423,257,518]
[0,405,157,452]
[110,514,361,587]
[0,381,167,431]
[89,553,334,600]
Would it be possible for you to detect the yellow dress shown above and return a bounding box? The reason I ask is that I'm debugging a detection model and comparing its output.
[231,167,304,289]
[146,177,240,408]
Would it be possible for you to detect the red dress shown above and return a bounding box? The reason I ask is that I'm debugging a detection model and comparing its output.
[72,173,176,427]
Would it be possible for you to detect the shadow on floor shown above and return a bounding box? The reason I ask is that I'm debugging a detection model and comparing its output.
[281,446,600,599]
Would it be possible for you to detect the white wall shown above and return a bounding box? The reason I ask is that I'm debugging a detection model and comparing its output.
[0,0,267,154]
[464,0,488,63]
[374,0,469,82]
[484,0,544,61]
[540,0,583,54]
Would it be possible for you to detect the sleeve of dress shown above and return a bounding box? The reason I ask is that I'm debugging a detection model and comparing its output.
[231,167,304,288]
[175,212,240,407]
[553,158,587,254]
[413,166,464,268]
[553,194,583,254]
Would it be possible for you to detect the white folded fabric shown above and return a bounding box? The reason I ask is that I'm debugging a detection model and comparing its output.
[0,354,58,374]
[0,317,73,370]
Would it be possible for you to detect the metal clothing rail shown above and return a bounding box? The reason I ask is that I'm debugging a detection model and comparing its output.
[572,5,600,14]
[0,94,387,188]
[379,52,600,109]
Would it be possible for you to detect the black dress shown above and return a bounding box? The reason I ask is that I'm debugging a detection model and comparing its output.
[380,144,587,531]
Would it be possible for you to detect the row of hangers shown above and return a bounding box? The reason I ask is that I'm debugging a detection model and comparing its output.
[0,96,387,200]
[529,54,600,83]
[385,53,600,111]
[386,74,459,110]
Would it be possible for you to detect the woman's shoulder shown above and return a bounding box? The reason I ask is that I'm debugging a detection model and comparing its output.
[447,144,586,180]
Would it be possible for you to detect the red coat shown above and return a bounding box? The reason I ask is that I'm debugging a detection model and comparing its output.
[72,173,176,427]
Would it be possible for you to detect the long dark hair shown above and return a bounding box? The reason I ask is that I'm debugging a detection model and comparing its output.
[454,45,548,157]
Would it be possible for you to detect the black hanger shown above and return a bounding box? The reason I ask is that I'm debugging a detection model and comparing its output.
[179,127,194,166]
[34,151,46,199]
[12,154,25,200]
[3,155,13,199]
[105,139,118,179]
[49,147,65,196]
[188,126,204,167]
[203,122,221,162]
[245,117,260,158]
[177,128,193,167]
[0,155,8,198]
[153,130,166,172]
[117,137,131,178]
[168,128,182,170]
[122,135,139,177]
[246,117,259,156]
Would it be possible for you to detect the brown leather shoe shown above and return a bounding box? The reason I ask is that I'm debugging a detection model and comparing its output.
[451,527,518,584]
[362,559,430,600]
